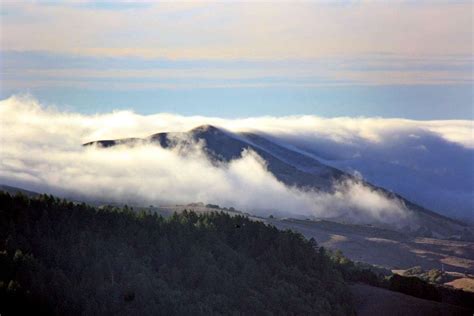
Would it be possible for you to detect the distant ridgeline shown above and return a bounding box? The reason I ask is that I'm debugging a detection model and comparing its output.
[0,191,473,315]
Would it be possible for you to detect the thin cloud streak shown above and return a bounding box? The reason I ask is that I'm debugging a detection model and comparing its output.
[1,51,472,92]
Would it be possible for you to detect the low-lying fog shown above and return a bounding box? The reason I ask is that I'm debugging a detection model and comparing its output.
[1,95,472,223]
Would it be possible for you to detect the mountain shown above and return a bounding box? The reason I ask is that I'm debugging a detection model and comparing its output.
[0,184,39,197]
[84,125,344,190]
[84,125,473,240]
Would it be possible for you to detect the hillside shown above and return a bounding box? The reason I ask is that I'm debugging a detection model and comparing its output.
[2,191,473,315]
[271,218,474,274]
[350,283,471,316]
[0,192,354,315]
[144,203,474,274]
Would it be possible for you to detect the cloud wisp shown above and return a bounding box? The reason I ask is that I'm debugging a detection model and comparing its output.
[0,95,472,222]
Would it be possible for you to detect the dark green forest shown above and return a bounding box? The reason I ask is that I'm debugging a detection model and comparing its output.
[0,192,354,315]
[2,191,472,315]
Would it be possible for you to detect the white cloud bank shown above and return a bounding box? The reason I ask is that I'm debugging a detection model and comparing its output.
[0,95,472,222]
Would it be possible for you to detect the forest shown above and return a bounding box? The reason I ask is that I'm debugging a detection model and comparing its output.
[1,191,472,315]
[0,192,354,315]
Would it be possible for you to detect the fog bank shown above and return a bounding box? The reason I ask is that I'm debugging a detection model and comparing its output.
[1,95,472,221]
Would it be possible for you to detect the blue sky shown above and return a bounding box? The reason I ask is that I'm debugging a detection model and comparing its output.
[0,1,472,119]
[3,84,472,120]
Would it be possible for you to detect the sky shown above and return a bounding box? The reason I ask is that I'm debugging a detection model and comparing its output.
[0,1,473,119]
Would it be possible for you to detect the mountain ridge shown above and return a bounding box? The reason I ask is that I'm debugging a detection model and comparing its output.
[83,124,472,239]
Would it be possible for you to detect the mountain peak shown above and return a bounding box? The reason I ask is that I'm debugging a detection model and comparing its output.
[190,124,222,134]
